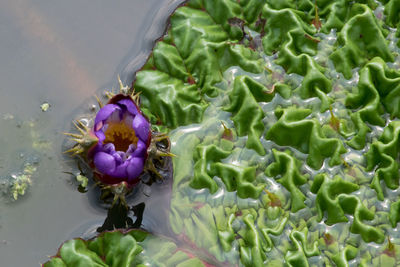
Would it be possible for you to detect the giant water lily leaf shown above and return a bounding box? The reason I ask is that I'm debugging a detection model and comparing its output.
[261,4,316,55]
[311,174,360,225]
[366,121,400,200]
[346,57,400,149]
[143,1,400,265]
[44,231,145,267]
[135,71,208,128]
[224,75,273,155]
[265,149,309,212]
[285,224,319,267]
[43,230,209,267]
[134,0,264,128]
[266,106,346,169]
[384,0,400,27]
[311,174,384,243]
[329,4,394,79]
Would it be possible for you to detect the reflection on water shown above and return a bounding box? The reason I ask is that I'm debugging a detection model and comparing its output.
[96,201,145,233]
[0,0,184,265]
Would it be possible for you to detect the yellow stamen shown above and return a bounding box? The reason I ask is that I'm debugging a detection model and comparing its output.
[103,121,138,151]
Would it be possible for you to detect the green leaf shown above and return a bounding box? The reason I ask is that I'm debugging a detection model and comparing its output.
[239,214,267,267]
[389,200,400,228]
[311,174,384,243]
[331,245,358,267]
[152,41,189,81]
[285,225,319,267]
[48,239,108,267]
[266,106,346,169]
[366,121,400,200]
[225,75,273,155]
[261,4,315,55]
[330,4,394,79]
[191,142,232,194]
[212,163,265,198]
[265,149,309,212]
[135,70,208,128]
[384,0,400,27]
[44,230,211,267]
[346,57,400,149]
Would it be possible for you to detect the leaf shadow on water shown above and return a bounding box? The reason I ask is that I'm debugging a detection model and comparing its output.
[97,201,145,233]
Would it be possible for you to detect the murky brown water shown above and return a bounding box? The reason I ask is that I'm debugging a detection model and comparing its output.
[0,1,184,265]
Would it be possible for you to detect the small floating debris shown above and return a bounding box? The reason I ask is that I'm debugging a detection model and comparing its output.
[40,102,50,112]
[76,174,88,188]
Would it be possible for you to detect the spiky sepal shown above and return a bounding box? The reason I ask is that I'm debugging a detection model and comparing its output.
[64,120,98,156]
[104,76,141,106]
[98,181,131,207]
[145,132,174,181]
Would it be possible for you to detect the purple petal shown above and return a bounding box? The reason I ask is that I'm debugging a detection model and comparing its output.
[131,139,147,157]
[126,144,136,155]
[94,121,103,132]
[126,157,144,181]
[117,99,139,116]
[103,143,115,153]
[95,130,106,142]
[110,162,129,178]
[123,114,134,128]
[94,152,116,174]
[116,151,126,159]
[105,109,122,124]
[112,151,124,165]
[94,104,121,126]
[132,114,150,142]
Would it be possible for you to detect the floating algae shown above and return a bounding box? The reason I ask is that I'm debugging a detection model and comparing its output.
[0,116,48,201]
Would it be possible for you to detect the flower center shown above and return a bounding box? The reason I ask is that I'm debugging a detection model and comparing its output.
[103,121,138,151]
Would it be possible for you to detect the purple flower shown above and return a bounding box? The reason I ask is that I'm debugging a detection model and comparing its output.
[89,94,151,187]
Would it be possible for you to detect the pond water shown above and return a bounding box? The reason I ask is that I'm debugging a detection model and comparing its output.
[0,0,184,265]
